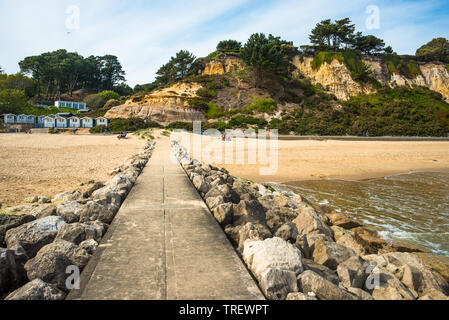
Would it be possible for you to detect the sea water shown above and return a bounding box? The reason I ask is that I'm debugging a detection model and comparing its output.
[278,172,449,257]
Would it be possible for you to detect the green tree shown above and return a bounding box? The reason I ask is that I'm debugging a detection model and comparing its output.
[309,18,355,50]
[353,33,386,55]
[0,89,32,114]
[155,50,196,87]
[416,37,449,57]
[0,74,36,98]
[99,55,126,90]
[240,33,289,86]
[217,40,242,52]
[19,55,45,101]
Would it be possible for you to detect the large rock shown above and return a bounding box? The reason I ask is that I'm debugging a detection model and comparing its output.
[293,207,333,238]
[0,214,36,244]
[31,205,57,219]
[205,196,225,211]
[347,287,373,300]
[92,187,122,206]
[286,292,318,300]
[368,268,417,300]
[56,201,84,223]
[212,203,233,227]
[259,268,298,300]
[79,200,118,224]
[237,222,272,252]
[5,216,66,258]
[274,222,299,243]
[192,175,211,194]
[337,256,369,289]
[233,200,266,226]
[5,278,66,300]
[0,245,29,295]
[52,191,81,202]
[297,270,358,300]
[353,227,388,254]
[325,212,362,229]
[302,258,339,286]
[312,240,356,270]
[25,240,90,290]
[337,233,367,256]
[382,252,449,299]
[242,237,303,281]
[56,222,105,245]
[83,182,105,198]
[205,184,240,204]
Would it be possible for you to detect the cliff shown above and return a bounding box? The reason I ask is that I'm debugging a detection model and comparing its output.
[292,55,449,101]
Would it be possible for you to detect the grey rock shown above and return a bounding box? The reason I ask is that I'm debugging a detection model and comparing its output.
[5,216,66,258]
[298,270,358,300]
[260,268,298,300]
[293,207,334,238]
[286,292,318,300]
[25,240,90,291]
[237,222,272,252]
[347,287,374,300]
[205,196,225,211]
[79,239,99,255]
[337,256,369,289]
[192,175,211,194]
[312,240,357,270]
[79,200,117,224]
[212,203,234,226]
[31,205,57,219]
[232,200,266,226]
[0,214,36,244]
[337,233,367,256]
[56,201,84,223]
[303,258,340,286]
[274,222,299,243]
[5,278,66,300]
[52,191,81,202]
[83,182,105,198]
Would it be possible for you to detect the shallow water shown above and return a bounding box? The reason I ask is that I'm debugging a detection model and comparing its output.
[278,172,449,257]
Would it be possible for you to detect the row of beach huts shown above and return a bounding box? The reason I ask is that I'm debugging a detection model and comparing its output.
[2,113,109,128]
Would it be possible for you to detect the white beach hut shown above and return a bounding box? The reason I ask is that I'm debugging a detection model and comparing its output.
[25,115,35,124]
[16,114,27,124]
[38,115,46,126]
[3,114,16,124]
[81,117,94,128]
[55,116,68,128]
[69,116,81,128]
[43,116,56,128]
[96,117,109,127]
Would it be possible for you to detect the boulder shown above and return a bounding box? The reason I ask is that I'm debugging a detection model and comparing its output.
[237,222,272,252]
[0,245,29,295]
[83,182,105,198]
[192,175,211,194]
[353,227,388,254]
[25,240,90,290]
[293,207,333,238]
[24,196,39,203]
[260,268,298,300]
[286,292,318,300]
[56,223,88,245]
[347,287,373,300]
[5,278,66,300]
[337,233,367,256]
[331,226,349,242]
[368,268,417,300]
[274,222,299,243]
[312,240,357,270]
[5,216,66,258]
[302,258,339,286]
[294,234,311,259]
[92,188,122,206]
[326,212,362,229]
[337,256,369,289]
[232,200,266,226]
[38,197,51,204]
[52,191,81,202]
[306,233,334,257]
[242,237,304,281]
[205,184,240,204]
[79,200,117,224]
[297,270,358,300]
[79,239,99,255]
[0,214,36,244]
[31,205,57,219]
[205,196,225,211]
[56,201,84,223]
[212,203,234,226]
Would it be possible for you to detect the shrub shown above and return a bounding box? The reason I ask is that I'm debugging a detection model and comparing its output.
[89,125,107,134]
[104,99,121,109]
[205,102,223,119]
[246,99,277,114]
[165,122,193,131]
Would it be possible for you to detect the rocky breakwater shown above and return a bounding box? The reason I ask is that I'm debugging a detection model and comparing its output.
[0,142,155,300]
[171,141,449,301]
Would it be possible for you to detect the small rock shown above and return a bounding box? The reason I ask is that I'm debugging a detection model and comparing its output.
[24,196,39,204]
[79,239,99,255]
[286,292,318,300]
[274,222,299,243]
[353,227,388,254]
[337,233,367,256]
[293,207,333,238]
[337,256,369,289]
[52,191,82,203]
[303,258,340,286]
[326,212,362,229]
[347,287,373,300]
[260,268,298,300]
[297,270,358,300]
[237,222,272,252]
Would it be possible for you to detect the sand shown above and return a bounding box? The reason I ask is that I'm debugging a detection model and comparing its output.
[0,133,145,207]
[177,134,449,183]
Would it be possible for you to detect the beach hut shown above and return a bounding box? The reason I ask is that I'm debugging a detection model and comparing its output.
[25,115,35,124]
[96,117,109,127]
[55,116,68,128]
[3,114,16,124]
[55,100,87,111]
[81,117,94,128]
[37,115,46,127]
[16,114,28,124]
[43,116,56,128]
[69,116,81,128]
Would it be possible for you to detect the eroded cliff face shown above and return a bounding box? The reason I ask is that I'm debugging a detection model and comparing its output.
[292,56,376,100]
[201,56,244,75]
[104,82,206,125]
[292,55,449,101]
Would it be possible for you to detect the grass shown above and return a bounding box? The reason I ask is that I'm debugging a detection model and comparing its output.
[245,98,277,114]
[134,128,155,140]
[383,54,422,78]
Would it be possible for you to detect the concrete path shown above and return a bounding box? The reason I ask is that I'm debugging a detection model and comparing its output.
[68,138,264,300]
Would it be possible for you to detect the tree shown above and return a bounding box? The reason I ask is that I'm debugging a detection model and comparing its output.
[353,33,386,55]
[155,50,196,87]
[0,74,36,98]
[99,55,126,90]
[309,18,355,50]
[241,33,291,86]
[217,40,242,52]
[0,89,32,114]
[416,37,449,57]
[19,55,45,101]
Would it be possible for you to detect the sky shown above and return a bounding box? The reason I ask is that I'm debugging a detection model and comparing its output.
[0,0,448,87]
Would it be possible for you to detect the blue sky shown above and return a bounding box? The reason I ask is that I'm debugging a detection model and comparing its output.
[0,0,448,87]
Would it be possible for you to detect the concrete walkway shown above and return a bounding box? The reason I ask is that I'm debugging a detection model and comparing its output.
[68,138,264,300]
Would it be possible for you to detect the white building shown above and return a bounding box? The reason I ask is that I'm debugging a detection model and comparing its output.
[55,101,87,111]
[3,114,16,124]
[55,116,68,128]
[96,117,109,127]
[43,116,56,128]
[81,117,94,128]
[69,116,81,128]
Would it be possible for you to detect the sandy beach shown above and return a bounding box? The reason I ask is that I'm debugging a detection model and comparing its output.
[0,133,145,207]
[176,134,449,183]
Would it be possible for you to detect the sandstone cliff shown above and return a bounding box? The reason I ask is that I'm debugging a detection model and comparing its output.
[200,55,244,75]
[104,82,206,125]
[292,55,449,101]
